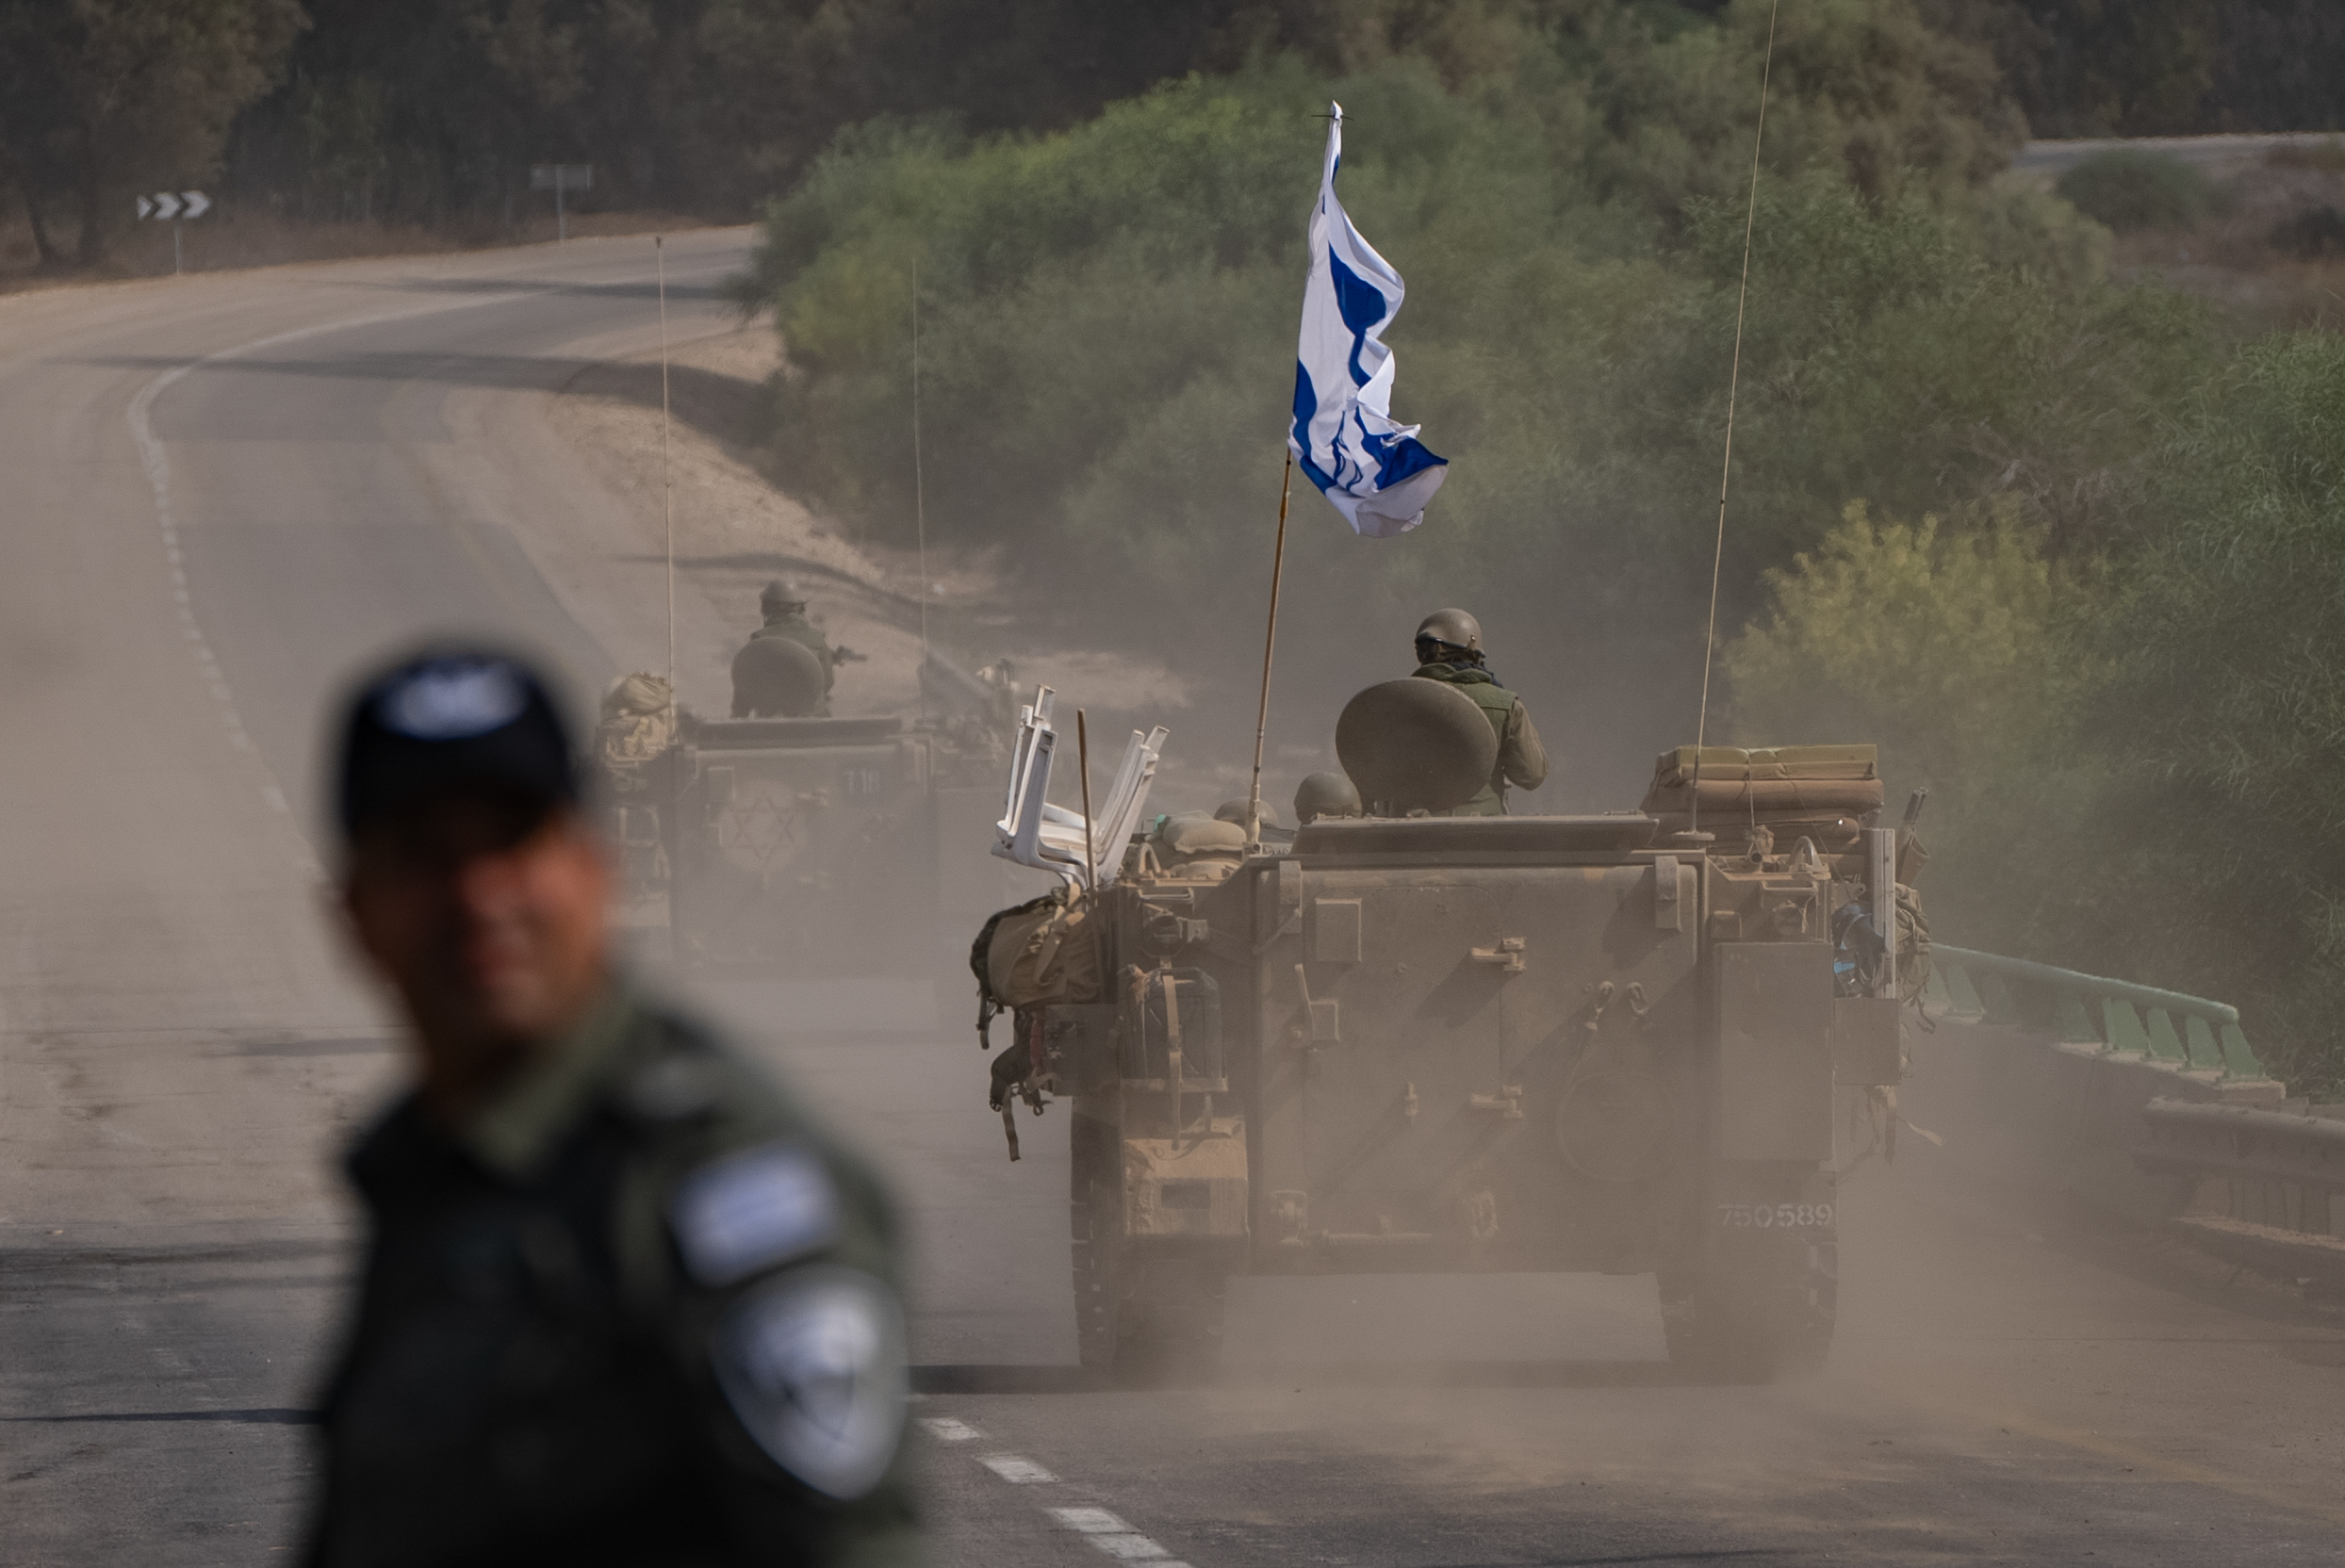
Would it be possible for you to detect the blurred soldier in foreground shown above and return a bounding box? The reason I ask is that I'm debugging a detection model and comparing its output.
[1409,608,1548,815]
[734,580,837,717]
[308,648,918,1567]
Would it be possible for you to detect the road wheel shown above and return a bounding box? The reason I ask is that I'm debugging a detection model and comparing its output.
[1660,1223,1836,1383]
[1071,1174,1135,1375]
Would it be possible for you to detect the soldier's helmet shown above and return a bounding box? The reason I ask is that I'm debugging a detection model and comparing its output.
[1414,607,1483,658]
[760,578,808,617]
[1292,771,1363,825]
[1214,797,1274,828]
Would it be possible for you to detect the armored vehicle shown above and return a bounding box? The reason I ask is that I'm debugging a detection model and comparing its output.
[980,684,1913,1382]
[596,658,1024,979]
[664,712,1013,974]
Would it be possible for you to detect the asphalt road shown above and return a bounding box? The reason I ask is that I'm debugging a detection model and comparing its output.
[4,234,2344,1566]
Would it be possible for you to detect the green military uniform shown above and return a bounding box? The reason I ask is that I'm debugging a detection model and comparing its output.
[751,612,835,717]
[1411,662,1549,816]
[305,987,919,1568]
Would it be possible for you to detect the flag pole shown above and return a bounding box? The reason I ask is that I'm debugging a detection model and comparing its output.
[1077,709,1098,893]
[1245,449,1296,849]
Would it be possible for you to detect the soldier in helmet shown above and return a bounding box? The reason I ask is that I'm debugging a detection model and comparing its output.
[734,580,836,718]
[1410,608,1549,816]
[1292,771,1363,826]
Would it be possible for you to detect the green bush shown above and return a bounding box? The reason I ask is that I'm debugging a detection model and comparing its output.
[2081,333,2345,1093]
[1724,334,2345,1095]
[2052,148,2215,231]
[738,9,2197,721]
[1721,499,2109,965]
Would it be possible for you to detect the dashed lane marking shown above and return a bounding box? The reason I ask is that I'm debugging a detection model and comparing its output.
[927,1420,1196,1562]
[976,1453,1058,1484]
[1047,1507,1191,1564]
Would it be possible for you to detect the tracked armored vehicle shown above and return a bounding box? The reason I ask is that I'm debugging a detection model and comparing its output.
[596,657,1025,979]
[979,683,1914,1381]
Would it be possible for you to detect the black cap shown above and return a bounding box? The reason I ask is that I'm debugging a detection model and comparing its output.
[335,649,576,839]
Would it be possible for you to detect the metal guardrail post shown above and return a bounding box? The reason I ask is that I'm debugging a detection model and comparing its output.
[1934,962,1985,1018]
[2103,998,2153,1056]
[2051,993,2098,1042]
[2221,1023,2262,1079]
[2144,1007,2189,1064]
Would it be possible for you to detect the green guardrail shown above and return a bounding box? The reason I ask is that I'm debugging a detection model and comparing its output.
[1927,945,2269,1082]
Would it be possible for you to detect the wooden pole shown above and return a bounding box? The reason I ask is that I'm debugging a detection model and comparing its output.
[1246,450,1296,849]
[1077,709,1098,893]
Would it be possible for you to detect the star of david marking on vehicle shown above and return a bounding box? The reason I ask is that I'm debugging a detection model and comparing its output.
[716,783,813,877]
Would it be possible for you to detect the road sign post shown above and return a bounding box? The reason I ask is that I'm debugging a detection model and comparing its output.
[529,165,593,242]
[135,191,210,274]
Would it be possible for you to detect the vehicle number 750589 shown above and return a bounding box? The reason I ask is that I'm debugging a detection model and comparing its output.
[1716,1202,1833,1229]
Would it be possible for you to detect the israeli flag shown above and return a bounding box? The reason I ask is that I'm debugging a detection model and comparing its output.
[1289,102,1448,538]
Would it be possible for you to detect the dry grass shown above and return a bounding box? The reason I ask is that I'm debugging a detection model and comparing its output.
[0,204,713,296]
[2104,147,2345,331]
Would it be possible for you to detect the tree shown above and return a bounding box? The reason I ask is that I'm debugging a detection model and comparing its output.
[0,0,305,265]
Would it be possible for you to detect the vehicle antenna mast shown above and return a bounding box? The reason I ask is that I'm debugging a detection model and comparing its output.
[912,257,930,727]
[1687,0,1780,841]
[657,236,677,725]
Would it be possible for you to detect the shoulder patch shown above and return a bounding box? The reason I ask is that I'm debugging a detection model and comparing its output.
[712,1266,908,1500]
[670,1142,838,1286]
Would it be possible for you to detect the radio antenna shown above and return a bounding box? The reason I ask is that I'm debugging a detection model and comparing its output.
[1687,0,1780,839]
[657,235,677,721]
[912,258,930,725]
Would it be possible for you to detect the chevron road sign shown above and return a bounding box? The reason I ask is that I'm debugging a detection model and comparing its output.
[134,190,211,273]
[135,190,210,221]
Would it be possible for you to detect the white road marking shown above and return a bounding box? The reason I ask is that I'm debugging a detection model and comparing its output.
[1050,1510,1129,1532]
[916,1416,981,1442]
[976,1453,1058,1484]
[952,1453,1198,1562]
[1046,1507,1188,1563]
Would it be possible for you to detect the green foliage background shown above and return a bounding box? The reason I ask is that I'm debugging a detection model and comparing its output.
[2053,147,2218,231]
[744,0,2345,1088]
[1728,342,2345,1095]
